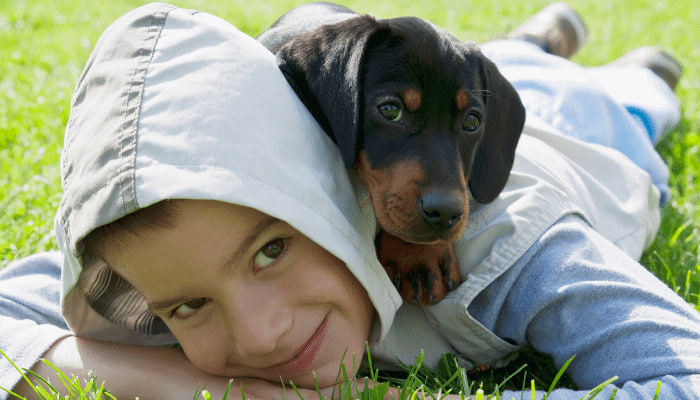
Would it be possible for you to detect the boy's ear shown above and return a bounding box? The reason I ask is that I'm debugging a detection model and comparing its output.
[276,16,385,168]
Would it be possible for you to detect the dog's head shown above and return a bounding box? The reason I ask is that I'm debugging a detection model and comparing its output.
[277,15,525,243]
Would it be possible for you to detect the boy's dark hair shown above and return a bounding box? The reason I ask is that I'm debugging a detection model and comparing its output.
[83,199,180,255]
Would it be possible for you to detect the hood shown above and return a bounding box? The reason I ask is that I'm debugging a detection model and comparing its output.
[55,2,401,345]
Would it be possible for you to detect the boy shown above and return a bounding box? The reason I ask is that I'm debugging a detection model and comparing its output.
[2,3,699,399]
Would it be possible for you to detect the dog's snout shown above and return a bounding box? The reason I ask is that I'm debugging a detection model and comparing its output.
[419,193,464,229]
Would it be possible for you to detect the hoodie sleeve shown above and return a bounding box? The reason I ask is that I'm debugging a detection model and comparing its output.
[0,252,71,398]
[467,214,700,399]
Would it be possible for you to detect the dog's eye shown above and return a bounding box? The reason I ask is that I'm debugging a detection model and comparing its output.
[462,113,481,132]
[379,103,403,122]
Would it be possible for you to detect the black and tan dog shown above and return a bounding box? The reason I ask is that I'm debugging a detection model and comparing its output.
[258,2,525,304]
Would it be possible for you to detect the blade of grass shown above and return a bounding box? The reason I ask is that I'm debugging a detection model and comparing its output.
[491,363,529,397]
[240,381,247,400]
[42,357,77,397]
[0,348,44,400]
[653,381,662,400]
[545,355,575,398]
[221,380,233,400]
[459,365,470,398]
[475,386,484,400]
[581,376,618,400]
[22,369,57,394]
[0,385,26,400]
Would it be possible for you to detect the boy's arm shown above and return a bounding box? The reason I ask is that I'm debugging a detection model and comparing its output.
[10,336,224,399]
[13,336,385,400]
[468,214,700,399]
[12,336,240,399]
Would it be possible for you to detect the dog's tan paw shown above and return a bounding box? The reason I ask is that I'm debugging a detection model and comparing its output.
[376,230,461,305]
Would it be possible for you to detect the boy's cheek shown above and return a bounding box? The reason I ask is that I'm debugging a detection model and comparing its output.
[184,342,233,377]
[172,326,231,376]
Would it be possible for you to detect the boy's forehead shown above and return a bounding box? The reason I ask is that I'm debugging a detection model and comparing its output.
[174,200,281,229]
[101,200,287,280]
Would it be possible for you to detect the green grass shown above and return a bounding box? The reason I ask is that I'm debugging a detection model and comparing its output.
[1,0,698,398]
[0,346,621,399]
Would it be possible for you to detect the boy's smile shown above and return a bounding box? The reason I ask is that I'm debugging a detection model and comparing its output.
[94,199,375,387]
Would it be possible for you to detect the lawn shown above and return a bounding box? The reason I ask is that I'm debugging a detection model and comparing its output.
[1,0,699,397]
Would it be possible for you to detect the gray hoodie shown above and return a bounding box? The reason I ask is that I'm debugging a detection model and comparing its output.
[55,3,400,347]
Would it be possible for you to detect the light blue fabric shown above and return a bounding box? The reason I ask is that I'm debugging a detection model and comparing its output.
[0,252,70,396]
[469,215,700,399]
[481,39,675,205]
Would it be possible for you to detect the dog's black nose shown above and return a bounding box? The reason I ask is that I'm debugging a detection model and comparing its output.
[419,193,464,229]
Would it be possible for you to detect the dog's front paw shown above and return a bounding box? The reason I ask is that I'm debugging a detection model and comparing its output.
[376,230,461,305]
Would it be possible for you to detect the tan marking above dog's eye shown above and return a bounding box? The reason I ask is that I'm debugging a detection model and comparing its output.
[402,89,422,112]
[456,90,469,111]
[379,102,403,121]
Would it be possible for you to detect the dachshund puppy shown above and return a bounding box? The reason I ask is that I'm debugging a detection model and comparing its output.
[258,2,525,304]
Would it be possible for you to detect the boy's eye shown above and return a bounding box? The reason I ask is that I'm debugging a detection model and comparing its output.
[172,298,209,320]
[254,238,286,269]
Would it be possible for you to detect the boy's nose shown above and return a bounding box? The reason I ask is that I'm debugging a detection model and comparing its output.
[228,291,293,358]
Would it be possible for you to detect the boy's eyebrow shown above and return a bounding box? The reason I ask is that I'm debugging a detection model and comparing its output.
[219,215,281,274]
[147,215,281,314]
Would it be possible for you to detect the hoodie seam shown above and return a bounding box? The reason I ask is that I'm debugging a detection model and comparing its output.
[119,4,175,215]
[57,5,173,257]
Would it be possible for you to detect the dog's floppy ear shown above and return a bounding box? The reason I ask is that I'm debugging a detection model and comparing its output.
[468,53,526,203]
[276,16,384,168]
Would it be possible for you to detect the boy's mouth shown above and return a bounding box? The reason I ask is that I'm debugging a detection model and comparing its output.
[263,314,329,379]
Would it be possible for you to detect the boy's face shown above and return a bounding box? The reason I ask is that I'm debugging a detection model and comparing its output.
[98,199,375,388]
